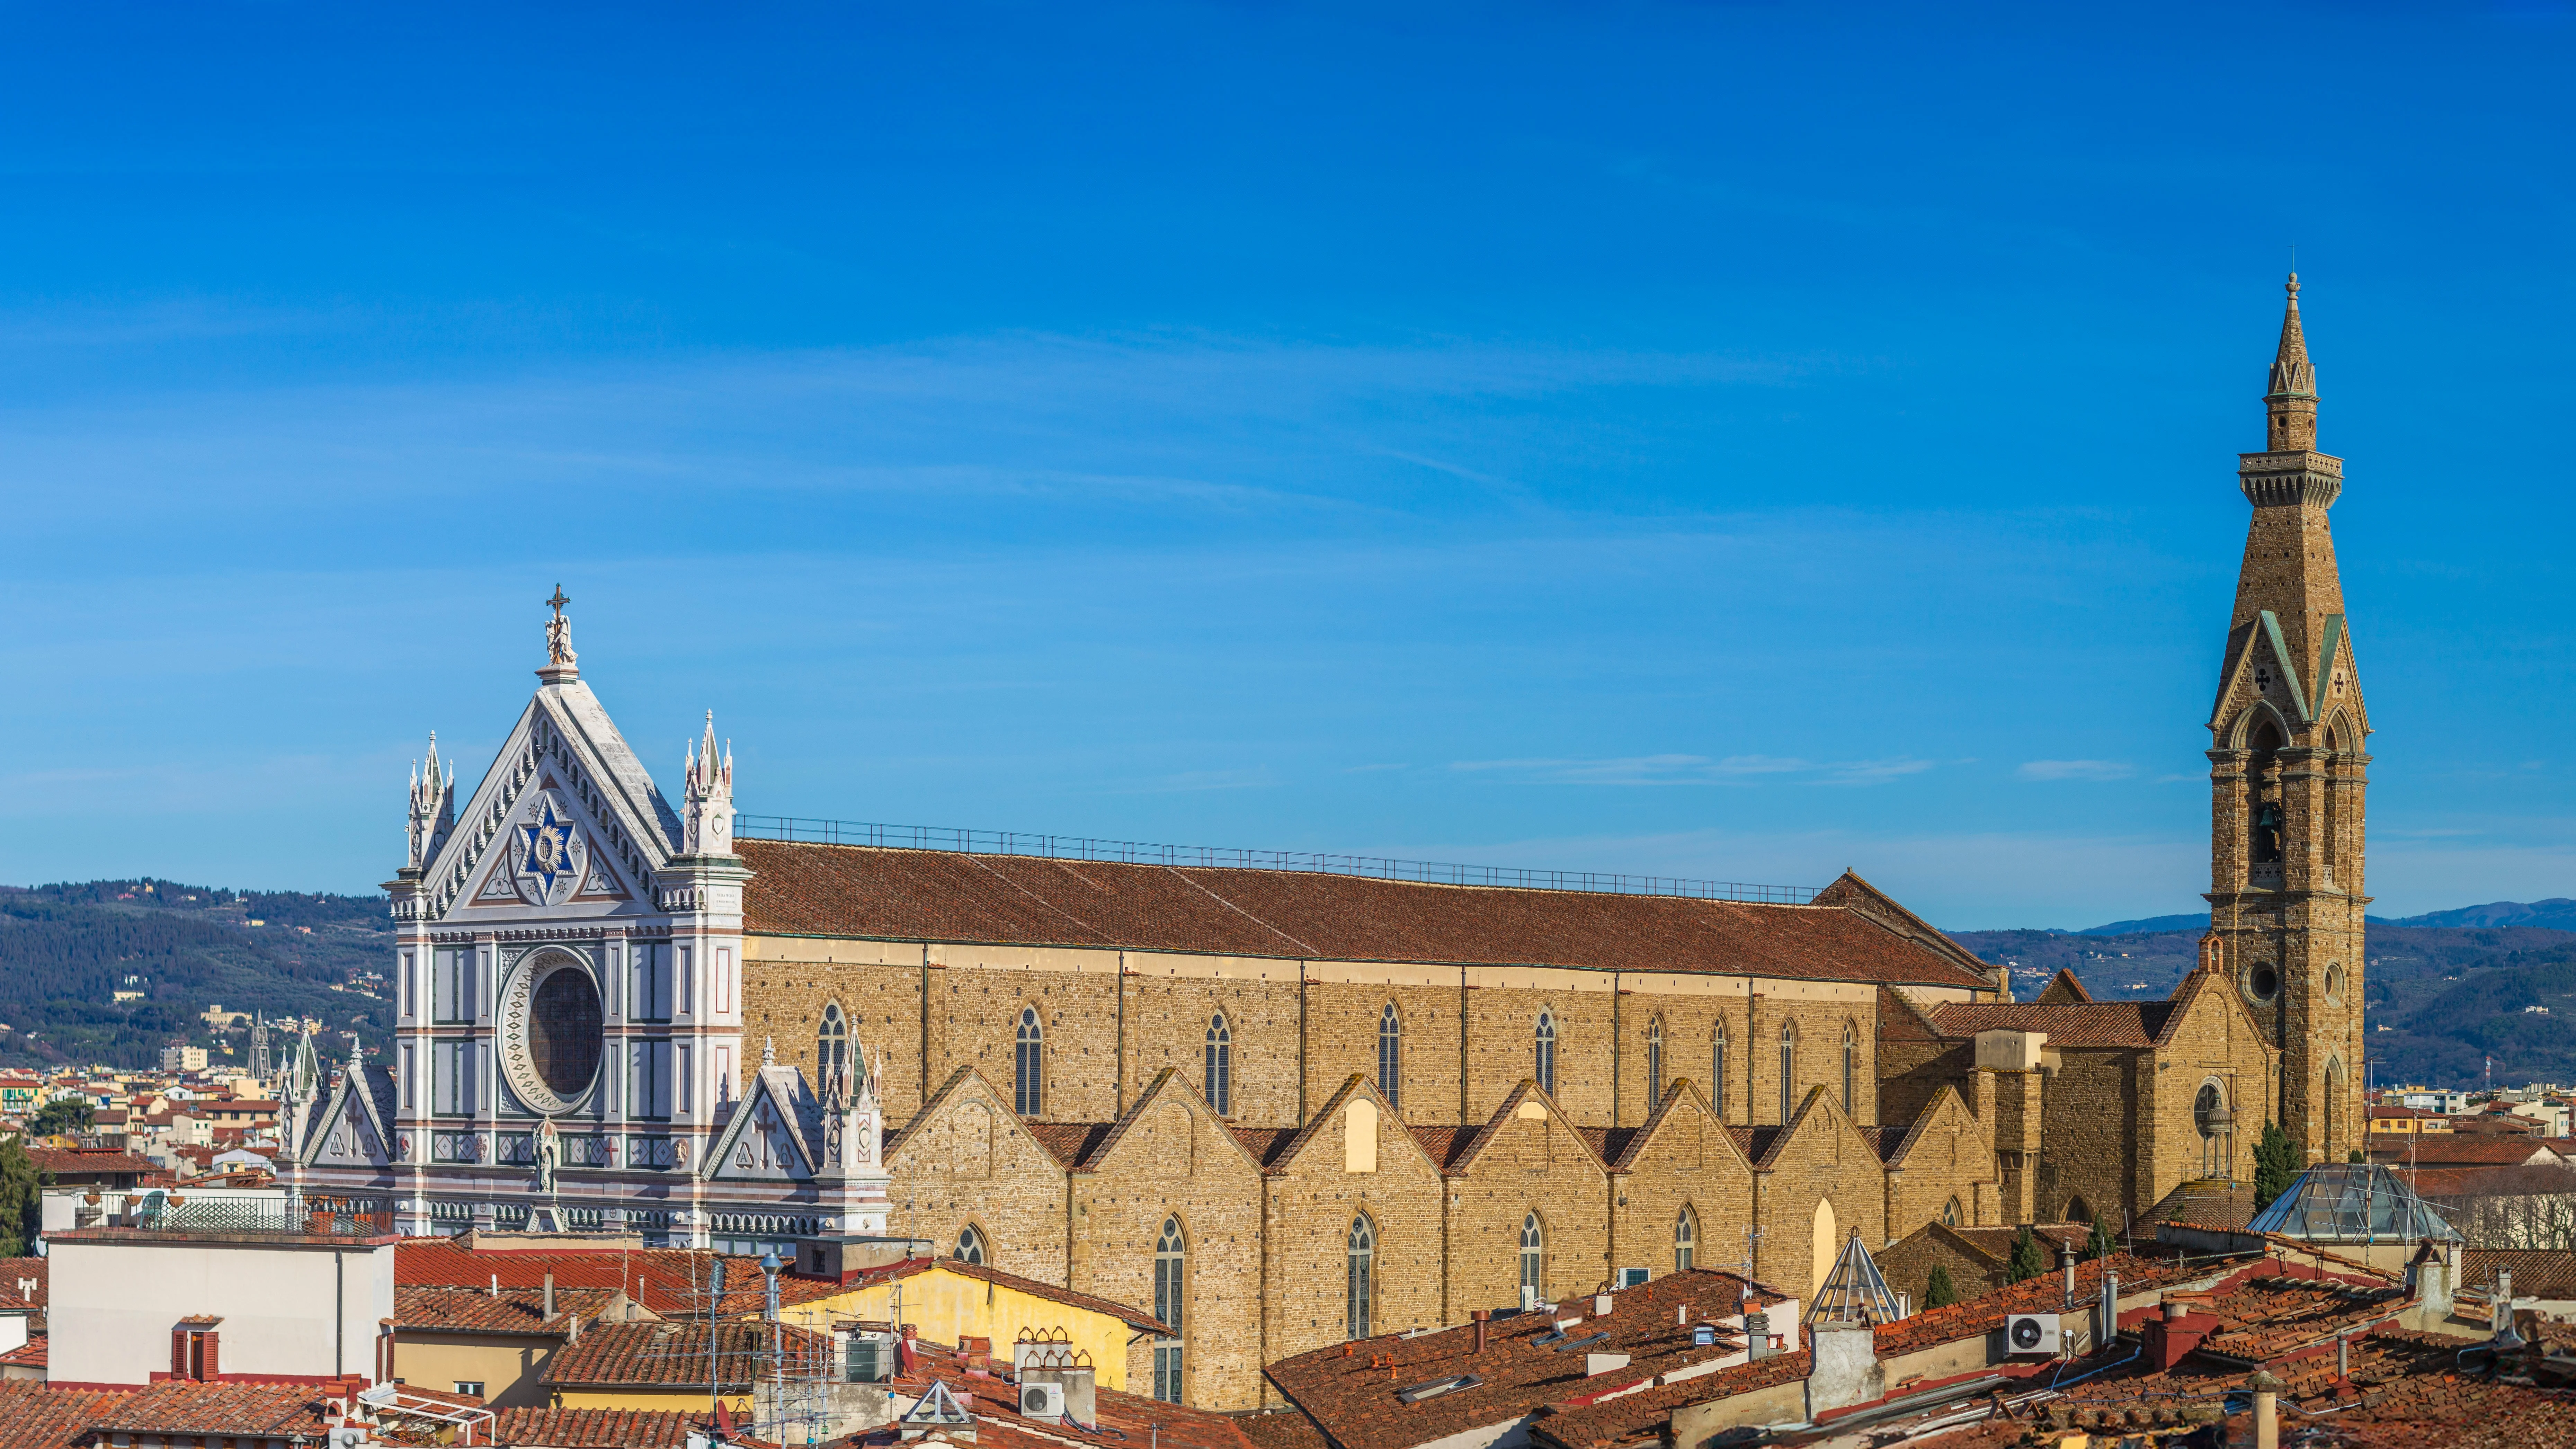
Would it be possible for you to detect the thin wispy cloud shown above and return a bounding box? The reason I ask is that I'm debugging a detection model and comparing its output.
[2019,759,2135,782]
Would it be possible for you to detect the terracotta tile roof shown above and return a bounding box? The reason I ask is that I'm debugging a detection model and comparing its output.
[1232,1126,1302,1168]
[897,1337,1255,1449]
[541,1320,830,1390]
[396,1240,843,1318]
[1725,1126,1784,1167]
[2032,967,2093,1004]
[1917,1223,2089,1268]
[1264,1270,1787,1449]
[2139,1176,2259,1230]
[1238,1410,1334,1449]
[2192,1272,2408,1362]
[2462,1248,2576,1299]
[395,1283,619,1335]
[1527,1350,1813,1449]
[1407,1127,1477,1171]
[0,1260,47,1313]
[79,1382,336,1439]
[1871,1248,2209,1357]
[489,1407,708,1449]
[738,841,1995,989]
[1573,1128,1641,1170]
[1022,1122,1115,1171]
[21,1147,167,1181]
[0,1340,42,1369]
[1925,1001,2173,1048]
[2373,1138,2573,1167]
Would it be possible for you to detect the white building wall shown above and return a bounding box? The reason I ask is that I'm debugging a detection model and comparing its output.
[48,1235,395,1386]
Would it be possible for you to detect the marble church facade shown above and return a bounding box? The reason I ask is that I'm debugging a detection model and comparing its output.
[282,280,2372,1411]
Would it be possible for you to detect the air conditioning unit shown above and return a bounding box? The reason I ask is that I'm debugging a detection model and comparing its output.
[2005,1314,2060,1356]
[1020,1381,1066,1419]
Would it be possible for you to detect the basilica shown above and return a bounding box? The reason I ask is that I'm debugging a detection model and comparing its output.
[283,278,2371,1412]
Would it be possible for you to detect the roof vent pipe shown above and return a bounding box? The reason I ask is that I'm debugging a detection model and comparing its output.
[544,1271,555,1321]
[1471,1310,1489,1356]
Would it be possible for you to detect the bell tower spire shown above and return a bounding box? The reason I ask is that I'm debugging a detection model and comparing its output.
[2205,275,2372,1167]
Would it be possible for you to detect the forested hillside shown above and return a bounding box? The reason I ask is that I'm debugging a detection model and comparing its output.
[0,879,393,1069]
[1949,915,2576,1088]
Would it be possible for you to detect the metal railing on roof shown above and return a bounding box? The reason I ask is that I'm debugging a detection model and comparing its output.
[733,816,1821,905]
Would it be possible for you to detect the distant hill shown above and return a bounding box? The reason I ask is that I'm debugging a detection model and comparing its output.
[2076,913,2209,936]
[0,879,393,1070]
[2387,898,2576,931]
[1948,905,2576,1088]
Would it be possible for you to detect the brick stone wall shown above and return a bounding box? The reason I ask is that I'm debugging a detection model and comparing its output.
[1302,979,1463,1126]
[1446,1088,1612,1311]
[1118,974,1301,1125]
[1605,1087,1754,1285]
[886,1068,1071,1286]
[1754,1089,1890,1298]
[1882,1086,1998,1235]
[1258,1079,1445,1384]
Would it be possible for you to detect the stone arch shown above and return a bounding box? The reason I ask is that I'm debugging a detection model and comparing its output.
[2228,700,2296,751]
[953,1220,991,1265]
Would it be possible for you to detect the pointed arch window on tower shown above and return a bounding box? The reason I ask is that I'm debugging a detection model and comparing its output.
[817,1003,848,1091]
[1534,1012,1557,1096]
[1673,1205,1696,1273]
[1014,1008,1043,1117]
[1712,1023,1728,1121]
[1646,1016,1664,1112]
[1204,1014,1232,1117]
[1152,1218,1186,1403]
[1345,1216,1374,1340]
[1778,1023,1798,1123]
[1377,1005,1401,1110]
[954,1224,987,1265]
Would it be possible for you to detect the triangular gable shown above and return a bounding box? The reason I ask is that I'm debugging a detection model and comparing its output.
[2033,969,2093,1005]
[1261,1074,1442,1179]
[888,1066,1073,1177]
[419,690,679,922]
[2314,614,2369,741]
[1811,872,1997,980]
[1079,1068,1266,1180]
[703,1067,819,1182]
[901,1380,973,1430]
[300,1069,394,1170]
[1754,1084,1880,1172]
[1444,1078,1608,1179]
[1880,1084,1998,1185]
[2152,963,2278,1055]
[1602,1078,1754,1179]
[2210,610,2313,733]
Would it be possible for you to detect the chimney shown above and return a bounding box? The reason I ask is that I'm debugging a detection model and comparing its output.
[2247,1368,2283,1449]
[2099,1271,2119,1350]
[2496,1269,2516,1336]
[544,1272,555,1321]
[2059,1245,2076,1309]
[1743,1310,1771,1362]
[1471,1310,1489,1355]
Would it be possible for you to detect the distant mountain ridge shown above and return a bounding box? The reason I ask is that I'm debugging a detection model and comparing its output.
[1986,899,2576,939]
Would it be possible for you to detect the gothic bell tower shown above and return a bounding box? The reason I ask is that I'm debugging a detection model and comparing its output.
[2205,274,2372,1164]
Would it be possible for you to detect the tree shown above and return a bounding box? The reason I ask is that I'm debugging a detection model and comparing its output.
[2087,1210,2116,1262]
[2348,1148,2367,1163]
[27,1097,89,1140]
[2005,1224,2049,1284]
[2254,1121,2300,1211]
[0,1138,43,1256]
[1923,1263,1960,1310]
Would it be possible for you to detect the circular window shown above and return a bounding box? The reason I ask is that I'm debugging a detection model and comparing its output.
[2324,963,2344,1007]
[2246,963,2281,1004]
[500,951,604,1114]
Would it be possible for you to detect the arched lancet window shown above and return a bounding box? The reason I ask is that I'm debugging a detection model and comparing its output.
[1673,1204,1696,1273]
[1152,1217,1186,1402]
[1377,1005,1402,1110]
[1204,1013,1232,1117]
[1534,1012,1557,1096]
[1518,1212,1544,1306]
[1712,1022,1729,1121]
[1941,1196,1962,1228]
[1841,1020,1858,1114]
[954,1224,986,1265]
[1778,1022,1798,1123]
[1014,1007,1044,1117]
[1646,1016,1665,1112]
[2067,1195,2094,1227]
[1346,1215,1375,1340]
[817,1002,848,1090]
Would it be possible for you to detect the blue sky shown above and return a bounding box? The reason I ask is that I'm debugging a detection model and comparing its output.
[2,3,2571,928]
